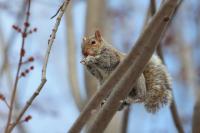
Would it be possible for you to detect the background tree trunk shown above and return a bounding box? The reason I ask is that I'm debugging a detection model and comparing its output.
[192,91,200,133]
[84,0,106,98]
[84,0,124,132]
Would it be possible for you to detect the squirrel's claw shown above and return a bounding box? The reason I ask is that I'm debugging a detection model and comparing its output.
[80,60,86,65]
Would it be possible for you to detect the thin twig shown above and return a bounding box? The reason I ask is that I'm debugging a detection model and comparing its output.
[170,100,184,133]
[154,0,184,132]
[5,0,71,132]
[192,91,200,133]
[68,0,181,132]
[4,99,10,110]
[121,107,130,133]
[0,1,27,79]
[0,24,26,133]
[5,0,31,132]
[156,23,185,133]
[51,3,64,19]
[142,0,156,31]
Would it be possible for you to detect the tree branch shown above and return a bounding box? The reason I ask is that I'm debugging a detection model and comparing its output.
[6,0,71,132]
[192,91,200,133]
[5,1,32,132]
[0,1,26,79]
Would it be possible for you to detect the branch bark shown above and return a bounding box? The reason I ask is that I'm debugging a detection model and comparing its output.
[192,91,200,133]
[68,0,181,132]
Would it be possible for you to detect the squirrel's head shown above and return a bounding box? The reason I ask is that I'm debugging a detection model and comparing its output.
[82,30,103,57]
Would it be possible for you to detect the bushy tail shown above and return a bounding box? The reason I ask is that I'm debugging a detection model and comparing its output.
[143,55,172,113]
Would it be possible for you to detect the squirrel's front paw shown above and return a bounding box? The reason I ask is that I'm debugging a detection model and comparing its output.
[81,56,96,65]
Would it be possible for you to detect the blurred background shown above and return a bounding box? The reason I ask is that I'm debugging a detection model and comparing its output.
[0,0,199,133]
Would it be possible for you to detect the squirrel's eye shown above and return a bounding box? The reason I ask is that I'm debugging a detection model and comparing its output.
[91,40,96,45]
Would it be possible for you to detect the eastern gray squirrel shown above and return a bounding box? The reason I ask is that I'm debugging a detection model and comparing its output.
[81,30,172,113]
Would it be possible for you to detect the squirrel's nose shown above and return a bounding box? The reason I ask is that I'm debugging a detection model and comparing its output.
[83,50,88,57]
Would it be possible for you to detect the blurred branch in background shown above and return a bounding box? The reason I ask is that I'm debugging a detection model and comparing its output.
[121,107,130,133]
[4,0,71,132]
[0,30,27,133]
[169,29,190,133]
[84,0,107,98]
[5,0,33,132]
[192,91,200,133]
[0,1,26,79]
[8,1,71,131]
[0,1,27,133]
[192,5,200,131]
[84,0,124,133]
[149,0,185,133]
[65,1,85,111]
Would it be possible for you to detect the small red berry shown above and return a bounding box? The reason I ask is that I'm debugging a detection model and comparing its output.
[30,66,34,70]
[28,57,34,62]
[12,25,18,30]
[21,72,26,77]
[21,49,25,56]
[22,32,27,38]
[33,28,37,32]
[24,22,30,27]
[0,93,5,101]
[24,115,32,122]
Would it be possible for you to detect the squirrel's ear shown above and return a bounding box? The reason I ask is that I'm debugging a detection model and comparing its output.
[95,30,102,42]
